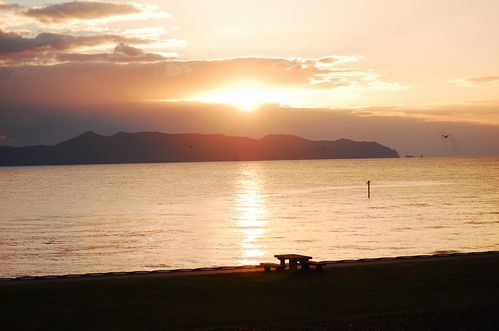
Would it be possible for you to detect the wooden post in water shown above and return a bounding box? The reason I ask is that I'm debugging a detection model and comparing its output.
[367,180,371,199]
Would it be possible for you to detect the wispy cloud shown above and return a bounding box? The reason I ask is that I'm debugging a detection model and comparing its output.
[0,29,147,53]
[22,1,141,23]
[307,57,405,91]
[1,1,169,31]
[0,1,20,11]
[56,43,174,63]
[0,29,153,64]
[352,100,499,125]
[451,76,499,88]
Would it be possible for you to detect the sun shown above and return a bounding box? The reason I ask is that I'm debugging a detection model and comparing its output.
[222,86,266,111]
[189,82,280,111]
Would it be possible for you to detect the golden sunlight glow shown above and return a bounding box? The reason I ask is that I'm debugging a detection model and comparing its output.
[186,81,373,111]
[189,82,281,111]
[234,166,268,265]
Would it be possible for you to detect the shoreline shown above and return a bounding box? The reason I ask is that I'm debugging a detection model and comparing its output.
[2,250,498,283]
[1,250,498,329]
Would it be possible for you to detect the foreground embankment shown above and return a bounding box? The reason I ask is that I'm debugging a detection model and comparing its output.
[1,252,498,330]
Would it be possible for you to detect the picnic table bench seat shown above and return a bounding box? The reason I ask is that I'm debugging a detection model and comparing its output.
[260,262,284,272]
[306,261,327,271]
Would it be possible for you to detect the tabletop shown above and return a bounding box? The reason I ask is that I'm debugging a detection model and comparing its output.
[274,254,312,260]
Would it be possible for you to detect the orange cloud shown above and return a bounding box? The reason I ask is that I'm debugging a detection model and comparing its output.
[344,101,499,125]
[0,29,151,64]
[0,1,169,35]
[22,1,141,23]
[0,57,401,106]
[451,76,499,87]
[56,43,172,63]
[0,2,19,11]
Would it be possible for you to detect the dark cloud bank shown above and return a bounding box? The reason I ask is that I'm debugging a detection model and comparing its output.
[0,29,153,64]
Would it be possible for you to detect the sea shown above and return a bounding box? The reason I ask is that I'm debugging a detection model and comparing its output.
[1,157,498,278]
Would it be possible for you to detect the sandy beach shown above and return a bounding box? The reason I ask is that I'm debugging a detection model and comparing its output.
[1,251,498,330]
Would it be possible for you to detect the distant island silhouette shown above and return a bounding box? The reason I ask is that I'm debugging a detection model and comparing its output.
[0,131,399,166]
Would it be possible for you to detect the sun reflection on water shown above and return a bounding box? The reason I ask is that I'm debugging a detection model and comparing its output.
[234,167,268,265]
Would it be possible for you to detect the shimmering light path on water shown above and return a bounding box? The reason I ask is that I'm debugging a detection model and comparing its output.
[1,157,498,277]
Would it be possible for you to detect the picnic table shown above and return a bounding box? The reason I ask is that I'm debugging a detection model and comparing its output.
[274,254,312,271]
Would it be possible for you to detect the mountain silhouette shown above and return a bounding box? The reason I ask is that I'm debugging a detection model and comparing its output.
[0,131,399,166]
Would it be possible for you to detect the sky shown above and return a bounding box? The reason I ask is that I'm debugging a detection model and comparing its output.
[1,0,498,156]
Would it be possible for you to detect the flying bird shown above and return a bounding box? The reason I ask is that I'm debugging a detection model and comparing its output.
[442,134,449,139]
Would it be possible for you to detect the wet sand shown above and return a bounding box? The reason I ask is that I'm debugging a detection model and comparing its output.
[1,252,498,330]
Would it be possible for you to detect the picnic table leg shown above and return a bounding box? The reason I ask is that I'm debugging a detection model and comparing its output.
[279,258,286,271]
[301,260,310,271]
[289,259,298,271]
